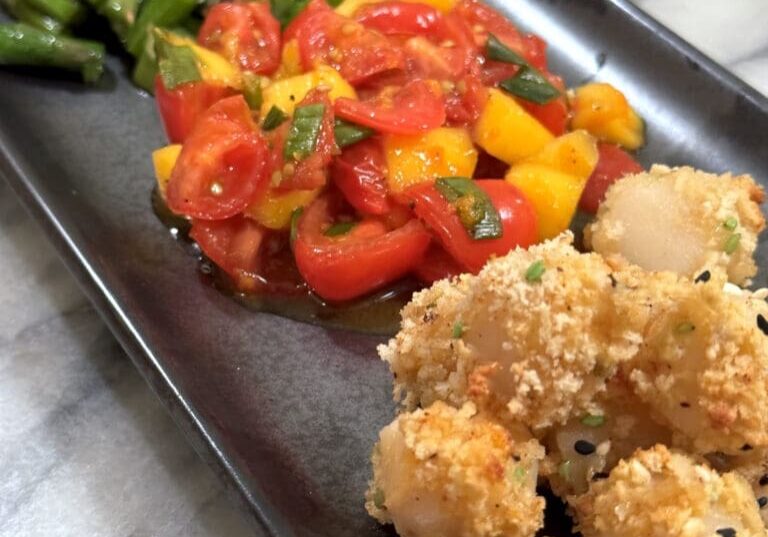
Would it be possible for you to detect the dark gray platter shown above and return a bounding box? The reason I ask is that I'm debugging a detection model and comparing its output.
[1,1,767,535]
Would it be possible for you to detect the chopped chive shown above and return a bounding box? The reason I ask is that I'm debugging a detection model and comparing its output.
[724,233,741,254]
[452,321,464,339]
[334,118,374,148]
[289,207,303,245]
[513,466,527,481]
[262,105,288,131]
[242,72,263,111]
[525,260,546,282]
[434,177,503,240]
[284,103,326,161]
[675,322,695,334]
[558,460,572,482]
[499,65,561,104]
[372,488,385,509]
[485,33,527,66]
[581,414,605,427]
[324,221,356,237]
[723,216,738,230]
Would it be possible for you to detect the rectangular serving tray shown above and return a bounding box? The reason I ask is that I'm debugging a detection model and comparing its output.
[1,1,767,535]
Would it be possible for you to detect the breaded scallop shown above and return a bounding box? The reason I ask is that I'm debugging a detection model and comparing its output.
[379,232,643,432]
[571,445,767,537]
[708,449,768,527]
[586,165,765,285]
[365,401,545,537]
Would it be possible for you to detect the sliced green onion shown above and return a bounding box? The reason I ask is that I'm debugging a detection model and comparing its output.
[499,65,560,104]
[154,29,201,90]
[525,260,546,282]
[271,0,310,28]
[262,105,288,131]
[372,488,385,509]
[242,72,263,111]
[284,103,325,161]
[485,33,527,66]
[334,118,374,148]
[289,207,303,245]
[324,221,356,237]
[675,322,695,334]
[435,177,503,240]
[723,216,738,230]
[558,460,572,482]
[513,465,527,481]
[581,414,605,427]
[452,321,464,339]
[724,233,741,254]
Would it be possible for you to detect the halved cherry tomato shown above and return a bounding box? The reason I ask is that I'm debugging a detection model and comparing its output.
[445,75,488,126]
[579,143,643,214]
[290,0,404,86]
[166,95,269,220]
[331,138,391,215]
[293,194,431,301]
[354,1,442,35]
[190,215,265,283]
[335,79,446,135]
[154,77,234,144]
[197,1,281,75]
[414,242,463,283]
[405,179,538,273]
[519,73,568,135]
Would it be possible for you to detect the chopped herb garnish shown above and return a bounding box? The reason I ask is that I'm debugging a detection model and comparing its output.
[372,488,386,509]
[724,233,741,254]
[486,33,527,66]
[525,260,546,282]
[452,321,464,339]
[574,440,596,456]
[262,105,288,131]
[154,30,201,90]
[513,466,527,481]
[242,72,263,111]
[435,177,503,240]
[558,460,572,481]
[284,103,326,161]
[723,216,738,230]
[675,322,695,334]
[289,207,303,245]
[581,414,605,427]
[499,65,561,104]
[757,314,768,336]
[334,118,374,148]
[324,221,356,237]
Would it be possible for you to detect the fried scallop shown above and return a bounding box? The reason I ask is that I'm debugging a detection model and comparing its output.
[365,401,545,537]
[613,269,768,455]
[585,165,765,285]
[706,448,768,527]
[571,445,768,537]
[379,232,642,432]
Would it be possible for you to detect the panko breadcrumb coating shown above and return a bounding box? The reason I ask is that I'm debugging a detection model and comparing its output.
[708,449,768,526]
[586,165,765,285]
[379,232,643,432]
[365,401,545,537]
[571,445,767,537]
[613,269,768,454]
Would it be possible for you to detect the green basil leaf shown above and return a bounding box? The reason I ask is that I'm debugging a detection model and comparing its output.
[242,72,263,111]
[324,221,356,237]
[434,177,503,240]
[499,65,560,104]
[154,31,201,90]
[284,103,326,161]
[262,105,288,131]
[334,118,374,148]
[485,33,527,66]
[270,0,310,28]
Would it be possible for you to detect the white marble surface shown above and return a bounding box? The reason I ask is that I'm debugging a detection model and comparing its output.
[1,2,767,536]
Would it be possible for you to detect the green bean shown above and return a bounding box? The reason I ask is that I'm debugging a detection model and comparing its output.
[24,0,85,25]
[83,0,140,41]
[125,0,197,57]
[1,0,65,34]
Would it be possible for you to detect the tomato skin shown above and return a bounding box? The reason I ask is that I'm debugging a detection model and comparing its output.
[354,1,442,35]
[414,242,464,283]
[445,75,488,126]
[519,73,568,135]
[198,1,281,75]
[293,195,431,301]
[166,95,270,220]
[154,77,234,144]
[331,138,391,215]
[406,179,538,273]
[579,143,644,214]
[190,215,265,282]
[334,79,446,135]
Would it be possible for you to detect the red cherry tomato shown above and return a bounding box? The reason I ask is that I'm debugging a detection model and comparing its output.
[197,1,281,75]
[154,77,234,144]
[519,73,568,135]
[414,242,464,283]
[579,143,644,214]
[331,138,391,215]
[293,195,431,301]
[405,179,538,273]
[354,1,442,35]
[334,79,446,135]
[290,0,404,86]
[166,95,270,220]
[190,215,265,283]
[444,75,488,126]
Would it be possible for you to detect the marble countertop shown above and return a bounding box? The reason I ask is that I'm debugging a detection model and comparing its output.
[1,2,767,536]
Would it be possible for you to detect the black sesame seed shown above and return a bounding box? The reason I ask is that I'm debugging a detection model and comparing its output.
[716,528,736,537]
[680,402,690,408]
[760,474,768,487]
[757,314,768,336]
[741,444,753,451]
[574,440,596,456]
[608,274,617,288]
[591,471,609,481]
[758,496,768,508]
[694,270,711,283]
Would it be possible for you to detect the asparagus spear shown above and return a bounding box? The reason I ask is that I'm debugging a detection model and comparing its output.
[0,22,104,82]
[1,0,65,33]
[125,0,197,56]
[24,0,85,25]
[83,0,140,41]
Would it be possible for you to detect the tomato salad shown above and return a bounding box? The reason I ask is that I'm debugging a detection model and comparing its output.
[151,0,645,302]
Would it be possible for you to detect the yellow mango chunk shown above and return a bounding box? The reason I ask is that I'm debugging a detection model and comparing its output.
[505,163,588,240]
[246,188,320,230]
[384,128,478,193]
[274,39,302,80]
[156,29,242,90]
[261,65,356,117]
[152,144,182,199]
[474,88,554,165]
[523,130,599,180]
[570,82,644,150]
[336,0,456,16]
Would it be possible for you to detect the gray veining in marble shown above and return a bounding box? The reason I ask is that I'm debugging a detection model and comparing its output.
[1,2,767,536]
